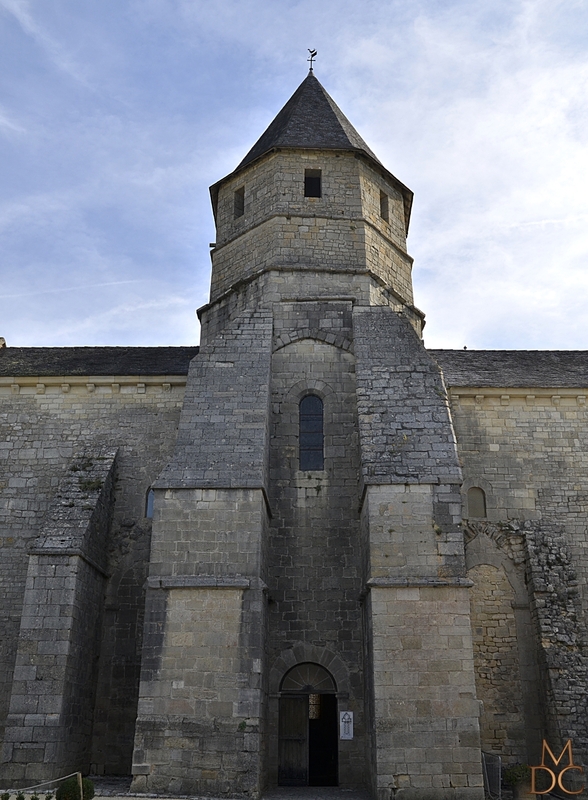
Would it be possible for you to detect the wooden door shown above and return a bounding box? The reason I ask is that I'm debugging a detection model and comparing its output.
[278,696,308,785]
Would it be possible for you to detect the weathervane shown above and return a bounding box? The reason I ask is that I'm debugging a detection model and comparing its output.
[307,49,317,73]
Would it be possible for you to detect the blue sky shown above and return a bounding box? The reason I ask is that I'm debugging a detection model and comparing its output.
[1,0,588,349]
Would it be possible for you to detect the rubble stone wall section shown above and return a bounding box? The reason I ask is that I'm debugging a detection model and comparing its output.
[525,521,588,761]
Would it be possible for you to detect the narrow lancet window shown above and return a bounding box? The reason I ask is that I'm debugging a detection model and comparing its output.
[380,190,389,222]
[467,486,487,518]
[234,186,245,218]
[299,394,324,470]
[145,488,155,519]
[304,169,322,198]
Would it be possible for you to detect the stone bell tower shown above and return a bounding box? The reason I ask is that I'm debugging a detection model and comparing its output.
[131,72,484,800]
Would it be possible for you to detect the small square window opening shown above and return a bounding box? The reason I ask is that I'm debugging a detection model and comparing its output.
[304,169,322,198]
[234,186,245,218]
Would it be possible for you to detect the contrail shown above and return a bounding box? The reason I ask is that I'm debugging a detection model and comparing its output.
[0,280,142,299]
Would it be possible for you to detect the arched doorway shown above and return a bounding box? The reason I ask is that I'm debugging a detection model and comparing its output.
[278,662,338,787]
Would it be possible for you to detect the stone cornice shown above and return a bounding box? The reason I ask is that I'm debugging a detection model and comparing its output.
[449,387,587,405]
[0,375,187,395]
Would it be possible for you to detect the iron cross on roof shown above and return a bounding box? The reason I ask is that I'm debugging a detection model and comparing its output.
[307,49,317,72]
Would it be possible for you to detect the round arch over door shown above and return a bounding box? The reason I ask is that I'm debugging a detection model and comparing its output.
[278,663,338,787]
[281,663,336,693]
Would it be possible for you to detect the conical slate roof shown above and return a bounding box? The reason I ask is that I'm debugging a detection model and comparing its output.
[237,73,382,169]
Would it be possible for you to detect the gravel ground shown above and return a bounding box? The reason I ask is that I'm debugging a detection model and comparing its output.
[90,778,371,800]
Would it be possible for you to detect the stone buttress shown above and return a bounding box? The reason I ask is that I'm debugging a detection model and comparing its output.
[131,73,484,799]
[354,311,483,799]
[1,451,117,784]
[131,312,273,796]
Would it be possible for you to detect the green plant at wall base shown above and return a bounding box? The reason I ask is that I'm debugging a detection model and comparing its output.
[45,793,54,800]
[1,791,10,800]
[504,763,531,785]
[55,777,94,800]
[31,793,39,800]
[16,791,25,800]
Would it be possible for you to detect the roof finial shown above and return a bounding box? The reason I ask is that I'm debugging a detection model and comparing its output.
[307,49,317,73]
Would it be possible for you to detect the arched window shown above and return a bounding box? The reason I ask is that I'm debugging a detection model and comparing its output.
[299,394,324,471]
[467,486,487,518]
[145,488,155,519]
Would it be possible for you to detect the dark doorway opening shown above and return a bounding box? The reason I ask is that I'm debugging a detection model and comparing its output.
[278,663,338,787]
[309,693,338,785]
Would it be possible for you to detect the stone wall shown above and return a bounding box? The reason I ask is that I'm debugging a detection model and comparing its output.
[267,325,365,787]
[1,452,117,784]
[367,583,483,800]
[0,374,188,776]
[467,563,526,757]
[132,310,273,796]
[448,388,588,767]
[525,521,588,761]
[199,270,423,350]
[132,580,267,796]
[463,520,542,764]
[210,151,413,305]
[354,308,484,800]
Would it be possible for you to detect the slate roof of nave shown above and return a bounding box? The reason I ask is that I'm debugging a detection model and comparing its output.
[236,73,382,170]
[431,349,588,388]
[0,346,199,377]
[2,346,588,387]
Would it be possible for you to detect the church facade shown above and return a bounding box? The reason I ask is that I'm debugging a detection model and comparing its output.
[1,74,587,800]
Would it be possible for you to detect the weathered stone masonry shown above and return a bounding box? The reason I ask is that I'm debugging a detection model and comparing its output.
[0,348,197,780]
[436,353,588,775]
[2,73,588,800]
[129,74,485,800]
